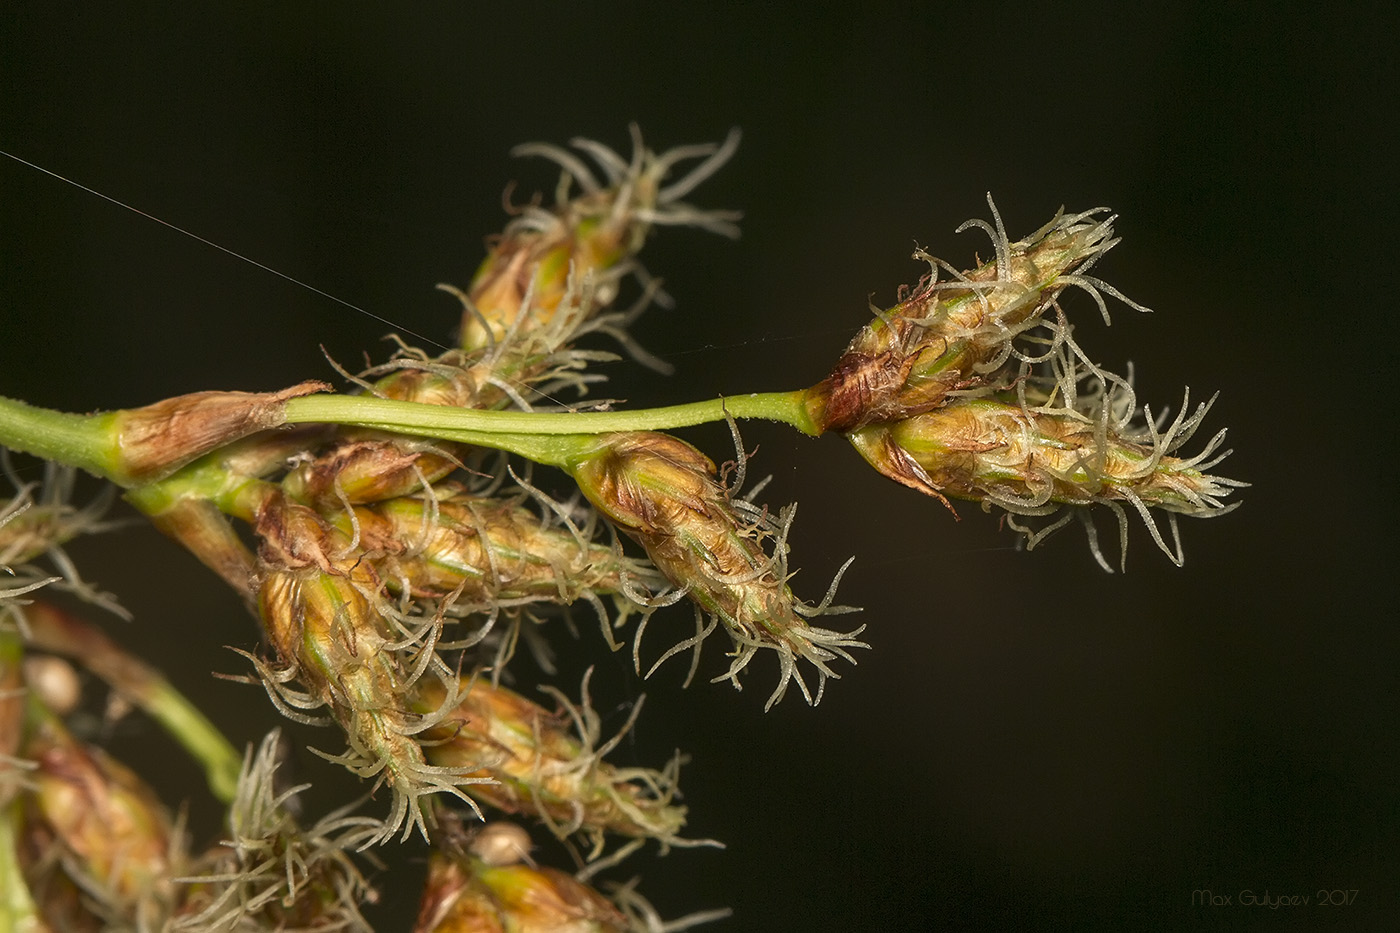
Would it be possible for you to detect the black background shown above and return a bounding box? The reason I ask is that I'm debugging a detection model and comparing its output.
[2,5,1395,931]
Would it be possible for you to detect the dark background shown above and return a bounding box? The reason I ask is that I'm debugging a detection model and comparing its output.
[2,5,1394,931]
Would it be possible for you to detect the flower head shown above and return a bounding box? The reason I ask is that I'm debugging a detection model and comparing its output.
[814,202,1243,568]
[251,491,487,844]
[20,703,179,922]
[849,383,1245,569]
[804,202,1139,433]
[464,126,742,351]
[413,821,728,933]
[566,431,863,708]
[174,730,379,931]
[412,670,700,858]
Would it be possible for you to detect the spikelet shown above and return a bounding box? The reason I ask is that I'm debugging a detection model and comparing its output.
[1,461,121,623]
[345,483,635,600]
[289,468,663,657]
[287,128,744,514]
[463,124,742,351]
[251,461,677,841]
[251,490,485,844]
[281,436,454,512]
[411,670,700,858]
[413,822,728,933]
[804,202,1137,433]
[849,389,1244,569]
[813,202,1243,568]
[172,730,379,931]
[18,703,180,927]
[566,432,864,709]
[414,846,628,933]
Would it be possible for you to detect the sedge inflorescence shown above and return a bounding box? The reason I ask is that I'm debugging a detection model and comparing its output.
[815,199,1245,570]
[223,129,796,849]
[0,126,1243,931]
[0,458,123,620]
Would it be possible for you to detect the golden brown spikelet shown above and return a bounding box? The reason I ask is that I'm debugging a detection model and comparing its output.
[21,707,176,918]
[412,672,695,856]
[567,432,864,708]
[251,492,486,844]
[805,205,1131,433]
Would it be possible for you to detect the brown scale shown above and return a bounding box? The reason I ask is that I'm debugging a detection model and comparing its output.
[282,364,487,512]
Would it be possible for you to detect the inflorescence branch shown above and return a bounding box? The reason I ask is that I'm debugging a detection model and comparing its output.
[0,127,1241,932]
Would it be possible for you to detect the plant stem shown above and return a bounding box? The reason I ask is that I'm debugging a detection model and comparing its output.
[1,389,821,485]
[141,679,243,803]
[124,450,272,523]
[21,602,243,803]
[0,395,122,482]
[0,802,45,933]
[282,389,821,440]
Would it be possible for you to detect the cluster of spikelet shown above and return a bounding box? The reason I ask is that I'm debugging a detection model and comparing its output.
[2,129,761,932]
[805,202,1245,570]
[0,126,1242,931]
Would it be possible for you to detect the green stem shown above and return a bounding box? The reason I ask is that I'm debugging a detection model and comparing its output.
[283,389,821,440]
[124,450,272,522]
[140,679,243,804]
[0,802,45,933]
[0,395,122,482]
[2,390,821,482]
[20,603,243,804]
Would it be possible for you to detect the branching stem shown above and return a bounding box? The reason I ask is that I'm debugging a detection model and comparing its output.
[0,389,821,482]
[283,390,820,443]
